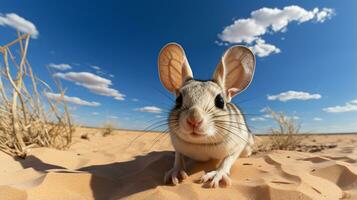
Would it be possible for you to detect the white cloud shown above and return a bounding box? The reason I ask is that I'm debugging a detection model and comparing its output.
[292,116,300,120]
[44,92,100,107]
[313,117,323,121]
[259,107,274,119]
[48,63,72,70]
[132,98,139,102]
[218,5,334,57]
[107,115,118,119]
[316,8,334,22]
[54,72,125,100]
[249,39,281,57]
[323,100,357,113]
[0,13,39,38]
[136,106,162,113]
[90,65,101,71]
[214,40,229,46]
[250,117,266,121]
[259,107,270,113]
[263,114,272,119]
[267,90,321,102]
[54,72,110,86]
[92,112,99,115]
[350,99,357,104]
[253,107,274,120]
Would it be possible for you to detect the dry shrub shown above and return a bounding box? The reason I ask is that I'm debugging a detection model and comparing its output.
[268,109,301,150]
[102,122,115,137]
[0,33,74,158]
[253,108,302,154]
[80,133,89,140]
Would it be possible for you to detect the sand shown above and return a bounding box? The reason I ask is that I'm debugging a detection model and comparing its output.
[0,128,356,200]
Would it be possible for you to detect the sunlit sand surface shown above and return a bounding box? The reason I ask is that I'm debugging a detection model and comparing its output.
[0,128,356,200]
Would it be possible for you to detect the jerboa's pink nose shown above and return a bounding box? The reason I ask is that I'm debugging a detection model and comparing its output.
[186,117,202,128]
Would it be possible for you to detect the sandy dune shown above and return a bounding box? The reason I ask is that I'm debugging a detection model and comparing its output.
[0,128,356,200]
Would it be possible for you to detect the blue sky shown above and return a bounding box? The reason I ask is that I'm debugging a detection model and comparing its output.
[1,0,356,133]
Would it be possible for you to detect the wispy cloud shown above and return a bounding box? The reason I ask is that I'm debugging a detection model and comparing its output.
[48,63,72,70]
[0,13,39,38]
[92,112,99,115]
[90,65,101,71]
[45,92,100,106]
[54,72,125,100]
[257,107,273,119]
[259,107,270,113]
[89,64,115,78]
[218,6,334,57]
[132,98,139,102]
[107,115,118,119]
[268,91,321,102]
[250,117,266,121]
[263,114,273,119]
[323,99,357,113]
[313,117,323,121]
[136,106,162,113]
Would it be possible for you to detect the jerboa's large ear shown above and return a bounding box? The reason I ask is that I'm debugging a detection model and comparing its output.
[213,45,255,101]
[158,43,193,95]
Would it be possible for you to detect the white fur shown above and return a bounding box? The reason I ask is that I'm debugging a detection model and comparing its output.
[165,81,254,187]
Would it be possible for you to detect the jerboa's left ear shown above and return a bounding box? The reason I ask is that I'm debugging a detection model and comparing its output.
[212,45,256,101]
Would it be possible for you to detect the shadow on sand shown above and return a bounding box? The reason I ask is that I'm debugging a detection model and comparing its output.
[17,151,218,200]
[16,155,66,171]
[79,150,175,200]
[16,151,175,199]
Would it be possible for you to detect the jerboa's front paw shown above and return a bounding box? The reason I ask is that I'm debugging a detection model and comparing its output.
[164,167,188,185]
[200,170,231,188]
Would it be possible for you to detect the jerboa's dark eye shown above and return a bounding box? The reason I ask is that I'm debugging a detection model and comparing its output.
[175,94,183,108]
[215,94,225,109]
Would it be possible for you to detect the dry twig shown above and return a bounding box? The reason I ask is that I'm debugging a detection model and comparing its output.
[0,33,74,158]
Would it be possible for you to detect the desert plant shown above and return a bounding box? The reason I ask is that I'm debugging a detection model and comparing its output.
[267,108,301,150]
[80,133,89,140]
[0,32,74,158]
[102,122,115,137]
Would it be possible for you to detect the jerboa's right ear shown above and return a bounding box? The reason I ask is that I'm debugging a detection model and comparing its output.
[212,45,255,101]
[158,43,193,95]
